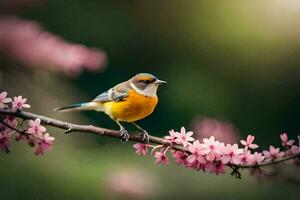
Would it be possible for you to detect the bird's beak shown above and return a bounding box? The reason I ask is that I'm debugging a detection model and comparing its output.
[155,79,167,85]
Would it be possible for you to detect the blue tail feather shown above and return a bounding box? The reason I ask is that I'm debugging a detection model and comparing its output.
[54,102,89,112]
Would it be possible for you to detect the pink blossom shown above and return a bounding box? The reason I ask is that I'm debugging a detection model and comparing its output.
[221,144,243,165]
[0,91,12,108]
[291,145,300,155]
[290,136,300,155]
[35,133,55,155]
[240,150,252,165]
[206,162,226,175]
[249,152,265,165]
[280,133,294,147]
[12,95,31,109]
[154,151,169,165]
[186,161,207,171]
[174,127,195,147]
[200,136,222,162]
[105,169,156,198]
[4,116,18,128]
[133,143,148,156]
[172,151,187,165]
[191,117,240,144]
[263,145,284,161]
[240,135,259,150]
[0,129,13,153]
[164,129,178,144]
[27,118,46,137]
[187,140,206,164]
[0,16,107,76]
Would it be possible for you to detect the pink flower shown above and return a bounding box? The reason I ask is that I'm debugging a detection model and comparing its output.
[4,116,18,128]
[240,135,258,150]
[191,117,240,144]
[200,136,222,162]
[27,118,46,137]
[0,16,107,76]
[187,140,206,164]
[221,144,243,165]
[172,151,187,165]
[280,133,294,147]
[206,162,226,175]
[133,143,148,156]
[249,152,265,165]
[291,145,300,155]
[105,169,156,198]
[174,127,195,147]
[0,91,12,108]
[240,150,252,165]
[154,151,169,165]
[290,136,300,155]
[0,128,13,153]
[12,95,31,110]
[164,129,178,144]
[186,161,207,171]
[35,133,55,155]
[263,145,284,161]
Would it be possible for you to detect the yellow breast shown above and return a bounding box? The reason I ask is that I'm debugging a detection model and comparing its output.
[103,90,158,122]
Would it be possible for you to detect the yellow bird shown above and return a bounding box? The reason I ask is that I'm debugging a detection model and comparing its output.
[55,73,166,142]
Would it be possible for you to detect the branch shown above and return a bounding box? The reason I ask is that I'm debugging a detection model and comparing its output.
[0,108,187,152]
[0,108,299,169]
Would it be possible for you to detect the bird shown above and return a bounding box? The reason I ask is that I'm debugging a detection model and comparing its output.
[55,73,166,142]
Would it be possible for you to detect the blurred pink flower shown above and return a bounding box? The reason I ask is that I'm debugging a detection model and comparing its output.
[3,115,18,128]
[240,135,259,150]
[172,150,187,165]
[12,95,31,109]
[133,143,148,156]
[191,117,240,144]
[186,161,207,171]
[291,145,300,155]
[221,143,243,165]
[206,162,226,175]
[0,128,13,153]
[27,118,46,137]
[0,16,107,76]
[280,133,294,147]
[291,136,300,155]
[105,169,156,199]
[174,127,194,147]
[154,151,169,165]
[35,132,55,155]
[263,145,284,161]
[0,91,12,108]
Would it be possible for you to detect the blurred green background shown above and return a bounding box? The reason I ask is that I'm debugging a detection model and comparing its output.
[0,0,300,199]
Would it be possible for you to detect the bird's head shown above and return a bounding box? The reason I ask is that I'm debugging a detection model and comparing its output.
[129,73,166,97]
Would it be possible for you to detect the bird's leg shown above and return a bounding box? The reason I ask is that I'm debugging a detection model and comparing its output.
[131,122,149,143]
[114,120,129,142]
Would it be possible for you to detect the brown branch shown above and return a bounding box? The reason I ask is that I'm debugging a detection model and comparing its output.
[0,108,299,169]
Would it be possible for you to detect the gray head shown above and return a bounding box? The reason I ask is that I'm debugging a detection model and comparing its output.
[129,73,166,97]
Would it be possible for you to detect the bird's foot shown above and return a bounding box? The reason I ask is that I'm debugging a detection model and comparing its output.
[140,130,150,143]
[120,127,129,142]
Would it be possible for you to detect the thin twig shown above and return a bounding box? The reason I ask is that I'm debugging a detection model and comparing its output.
[0,108,299,168]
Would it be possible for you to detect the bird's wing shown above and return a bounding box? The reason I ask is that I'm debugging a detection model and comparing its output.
[92,81,131,102]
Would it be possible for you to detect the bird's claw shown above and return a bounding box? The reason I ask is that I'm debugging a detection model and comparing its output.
[120,127,129,142]
[140,130,150,143]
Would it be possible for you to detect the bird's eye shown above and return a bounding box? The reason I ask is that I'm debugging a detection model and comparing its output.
[139,79,151,84]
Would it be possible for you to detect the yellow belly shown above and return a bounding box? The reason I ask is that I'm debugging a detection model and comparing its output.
[103,90,158,122]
